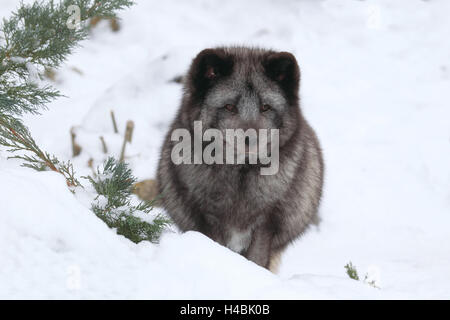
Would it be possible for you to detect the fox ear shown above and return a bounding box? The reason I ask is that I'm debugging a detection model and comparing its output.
[189,49,234,97]
[263,52,300,97]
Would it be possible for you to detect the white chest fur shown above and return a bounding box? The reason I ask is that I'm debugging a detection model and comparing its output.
[226,228,252,253]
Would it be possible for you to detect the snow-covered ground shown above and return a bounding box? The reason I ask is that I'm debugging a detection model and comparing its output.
[1,0,449,299]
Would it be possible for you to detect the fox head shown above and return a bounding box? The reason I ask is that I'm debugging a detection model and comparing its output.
[182,47,302,150]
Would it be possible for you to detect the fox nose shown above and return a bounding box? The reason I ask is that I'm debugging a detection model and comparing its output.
[240,120,260,132]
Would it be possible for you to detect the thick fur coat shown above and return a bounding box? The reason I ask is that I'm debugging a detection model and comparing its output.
[157,47,324,272]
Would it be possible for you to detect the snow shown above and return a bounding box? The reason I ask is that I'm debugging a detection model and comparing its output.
[0,166,286,299]
[1,0,450,299]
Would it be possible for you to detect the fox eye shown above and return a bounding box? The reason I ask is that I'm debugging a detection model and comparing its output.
[224,104,237,113]
[260,104,271,112]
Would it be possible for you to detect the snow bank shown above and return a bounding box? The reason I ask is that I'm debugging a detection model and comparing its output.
[0,166,376,299]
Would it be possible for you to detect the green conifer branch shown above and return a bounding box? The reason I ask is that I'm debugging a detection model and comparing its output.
[0,113,80,186]
[0,1,170,244]
[0,0,133,180]
[86,158,172,243]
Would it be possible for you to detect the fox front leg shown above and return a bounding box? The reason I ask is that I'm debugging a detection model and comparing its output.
[244,227,273,269]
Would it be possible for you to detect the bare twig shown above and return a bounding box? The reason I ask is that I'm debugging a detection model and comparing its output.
[70,127,82,157]
[110,110,118,133]
[87,158,96,177]
[119,120,134,162]
[125,120,134,143]
[99,136,108,154]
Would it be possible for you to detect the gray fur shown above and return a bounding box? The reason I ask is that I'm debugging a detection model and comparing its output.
[157,47,324,271]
